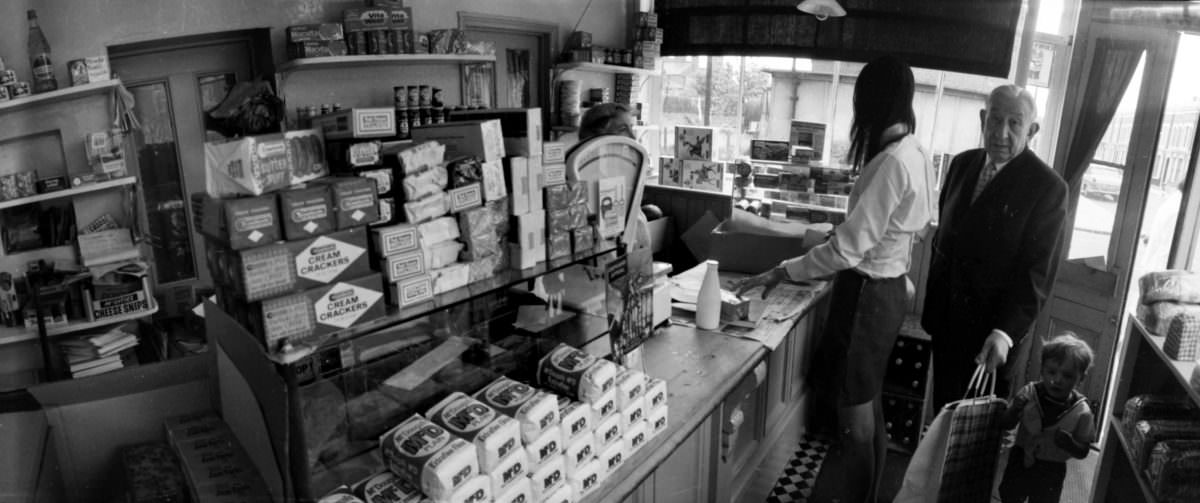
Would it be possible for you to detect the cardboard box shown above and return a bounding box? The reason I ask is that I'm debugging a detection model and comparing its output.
[380,249,426,283]
[510,210,546,270]
[542,163,566,187]
[658,157,681,186]
[675,126,714,161]
[542,142,567,164]
[316,177,380,229]
[343,7,391,32]
[447,183,483,213]
[504,157,531,216]
[411,120,506,162]
[528,156,544,212]
[288,40,349,59]
[446,108,542,157]
[278,186,335,240]
[84,56,110,84]
[372,223,420,257]
[287,23,345,42]
[192,193,280,250]
[311,108,396,140]
[325,140,382,170]
[206,228,371,302]
[387,273,434,307]
[225,273,385,351]
[680,160,724,192]
[480,159,507,202]
[788,121,826,161]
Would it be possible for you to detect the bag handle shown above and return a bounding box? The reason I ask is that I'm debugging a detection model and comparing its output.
[963,364,996,399]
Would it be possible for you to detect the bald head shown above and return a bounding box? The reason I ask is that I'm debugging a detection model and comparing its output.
[981,84,1040,163]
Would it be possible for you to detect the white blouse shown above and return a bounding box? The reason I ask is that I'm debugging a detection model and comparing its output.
[781,134,935,281]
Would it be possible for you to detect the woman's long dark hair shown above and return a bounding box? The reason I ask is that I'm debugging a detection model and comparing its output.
[847,56,916,173]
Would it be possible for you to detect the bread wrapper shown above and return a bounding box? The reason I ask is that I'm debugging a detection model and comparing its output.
[593,413,623,452]
[591,386,618,420]
[474,377,559,443]
[620,398,645,433]
[396,141,446,176]
[417,217,460,245]
[403,193,449,223]
[525,425,564,472]
[557,397,595,445]
[493,477,532,503]
[614,368,647,410]
[537,344,618,405]
[625,421,649,458]
[598,441,627,479]
[569,459,605,500]
[426,392,522,471]
[436,474,491,503]
[540,484,574,503]
[402,165,449,201]
[350,471,421,503]
[527,454,566,503]
[563,434,595,475]
[647,405,669,440]
[645,378,668,411]
[487,449,529,495]
[379,415,479,501]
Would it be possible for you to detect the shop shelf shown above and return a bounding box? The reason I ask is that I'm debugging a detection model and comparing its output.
[269,243,619,365]
[1132,317,1200,409]
[278,53,497,74]
[0,176,137,211]
[1108,415,1160,503]
[0,301,159,347]
[555,61,658,77]
[0,79,121,115]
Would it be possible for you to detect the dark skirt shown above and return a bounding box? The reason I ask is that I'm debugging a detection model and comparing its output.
[816,269,908,407]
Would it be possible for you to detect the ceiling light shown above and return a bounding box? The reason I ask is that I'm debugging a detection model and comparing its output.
[797,0,847,21]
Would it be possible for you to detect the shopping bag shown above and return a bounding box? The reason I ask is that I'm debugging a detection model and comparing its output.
[893,366,1005,503]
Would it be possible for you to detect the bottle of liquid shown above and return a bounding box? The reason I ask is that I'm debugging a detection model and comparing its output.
[696,259,721,330]
[27,10,57,93]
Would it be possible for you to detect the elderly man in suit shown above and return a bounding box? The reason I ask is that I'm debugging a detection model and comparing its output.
[922,84,1068,408]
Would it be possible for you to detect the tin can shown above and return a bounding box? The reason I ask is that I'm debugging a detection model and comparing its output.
[320,104,331,115]
[418,85,431,107]
[406,87,419,110]
[307,105,319,120]
[14,172,36,197]
[623,50,633,66]
[347,31,367,55]
[407,109,420,131]
[431,87,444,108]
[296,107,310,128]
[67,59,89,86]
[367,31,386,55]
[393,86,408,110]
[432,106,445,124]
[419,107,431,126]
[384,30,399,54]
[0,69,16,86]
[333,103,343,112]
[0,85,8,102]
[397,110,410,139]
[12,82,31,98]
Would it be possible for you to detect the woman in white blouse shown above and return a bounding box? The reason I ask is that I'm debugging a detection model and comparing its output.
[735,55,935,503]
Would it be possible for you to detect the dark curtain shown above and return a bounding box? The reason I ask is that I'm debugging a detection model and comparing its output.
[1062,37,1148,185]
[655,0,1022,77]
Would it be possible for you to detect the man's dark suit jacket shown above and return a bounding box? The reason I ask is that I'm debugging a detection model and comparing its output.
[921,147,1068,406]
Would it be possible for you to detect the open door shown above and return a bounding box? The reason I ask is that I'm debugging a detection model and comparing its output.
[1035,20,1176,422]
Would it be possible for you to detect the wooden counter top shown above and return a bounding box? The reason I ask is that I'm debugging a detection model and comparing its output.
[584,279,830,503]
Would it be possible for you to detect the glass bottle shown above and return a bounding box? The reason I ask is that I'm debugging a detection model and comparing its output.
[27,10,57,93]
[696,260,721,330]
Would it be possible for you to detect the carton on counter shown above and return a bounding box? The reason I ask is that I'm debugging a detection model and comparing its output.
[316,177,381,229]
[379,249,425,283]
[224,273,385,352]
[192,193,280,250]
[386,273,434,307]
[411,120,505,162]
[372,223,420,257]
[278,185,335,240]
[446,107,543,157]
[502,156,532,216]
[287,23,345,42]
[311,108,396,140]
[206,228,371,301]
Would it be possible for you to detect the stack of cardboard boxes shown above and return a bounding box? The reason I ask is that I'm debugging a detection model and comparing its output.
[198,129,387,354]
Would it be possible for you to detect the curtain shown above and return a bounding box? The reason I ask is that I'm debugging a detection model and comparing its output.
[1061,37,1148,185]
[655,0,1022,77]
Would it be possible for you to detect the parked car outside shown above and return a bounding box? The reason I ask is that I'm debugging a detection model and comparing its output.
[1082,164,1123,200]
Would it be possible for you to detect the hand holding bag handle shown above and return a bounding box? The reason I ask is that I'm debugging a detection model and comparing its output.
[963,364,996,400]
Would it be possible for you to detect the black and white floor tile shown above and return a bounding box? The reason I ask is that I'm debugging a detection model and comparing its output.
[765,434,829,503]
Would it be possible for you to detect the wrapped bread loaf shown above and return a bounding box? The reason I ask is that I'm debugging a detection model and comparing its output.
[493,477,532,503]
[536,343,618,405]
[1165,313,1200,360]
[318,486,367,503]
[349,471,421,503]
[570,458,605,500]
[473,377,559,444]
[1138,302,1200,336]
[378,415,479,501]
[1130,419,1200,471]
[1123,395,1198,441]
[1140,270,1200,304]
[425,392,522,472]
[1146,439,1200,503]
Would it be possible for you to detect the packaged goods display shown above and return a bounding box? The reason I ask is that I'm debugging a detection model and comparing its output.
[192,193,281,250]
[570,459,605,500]
[222,273,385,352]
[594,413,623,452]
[279,185,336,240]
[207,228,371,302]
[537,343,618,405]
[494,477,532,503]
[379,415,479,500]
[312,108,397,140]
[204,129,327,196]
[316,177,381,229]
[446,108,543,157]
[563,433,595,474]
[380,250,425,283]
[429,263,469,294]
[411,120,506,162]
[488,451,529,495]
[528,454,567,502]
[625,420,649,456]
[387,273,434,307]
[425,392,522,471]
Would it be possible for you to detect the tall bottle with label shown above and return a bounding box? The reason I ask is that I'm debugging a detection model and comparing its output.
[696,259,721,330]
[27,10,58,93]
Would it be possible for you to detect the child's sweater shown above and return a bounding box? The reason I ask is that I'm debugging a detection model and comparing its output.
[1014,382,1090,466]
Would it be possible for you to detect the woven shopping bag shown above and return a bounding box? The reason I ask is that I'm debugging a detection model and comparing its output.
[894,365,1005,503]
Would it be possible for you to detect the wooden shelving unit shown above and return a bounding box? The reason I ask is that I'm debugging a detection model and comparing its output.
[1108,414,1161,503]
[0,79,121,114]
[278,53,496,74]
[0,176,136,211]
[555,61,658,77]
[0,302,159,347]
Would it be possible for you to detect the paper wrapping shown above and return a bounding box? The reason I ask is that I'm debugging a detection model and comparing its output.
[1140,270,1200,305]
[402,165,449,201]
[527,454,567,503]
[403,193,449,223]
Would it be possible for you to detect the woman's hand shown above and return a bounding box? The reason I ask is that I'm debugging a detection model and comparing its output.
[734,265,788,299]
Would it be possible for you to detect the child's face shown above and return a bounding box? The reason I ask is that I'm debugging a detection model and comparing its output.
[1041,358,1084,400]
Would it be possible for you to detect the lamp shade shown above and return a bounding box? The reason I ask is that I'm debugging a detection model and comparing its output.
[797,0,847,20]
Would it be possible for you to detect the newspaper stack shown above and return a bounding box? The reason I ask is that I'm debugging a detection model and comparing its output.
[58,326,139,378]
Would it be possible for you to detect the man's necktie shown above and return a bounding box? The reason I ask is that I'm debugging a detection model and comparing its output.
[972,162,996,204]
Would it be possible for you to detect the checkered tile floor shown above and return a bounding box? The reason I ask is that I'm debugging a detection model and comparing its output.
[766,435,829,503]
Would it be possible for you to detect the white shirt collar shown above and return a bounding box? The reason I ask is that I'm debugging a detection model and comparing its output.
[985,152,1017,172]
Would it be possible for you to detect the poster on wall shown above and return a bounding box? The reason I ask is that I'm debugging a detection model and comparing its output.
[461,62,496,109]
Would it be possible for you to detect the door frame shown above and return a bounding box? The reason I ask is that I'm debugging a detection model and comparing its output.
[457,12,558,130]
[1036,11,1176,420]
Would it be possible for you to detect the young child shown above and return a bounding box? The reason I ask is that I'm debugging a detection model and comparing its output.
[998,332,1096,503]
